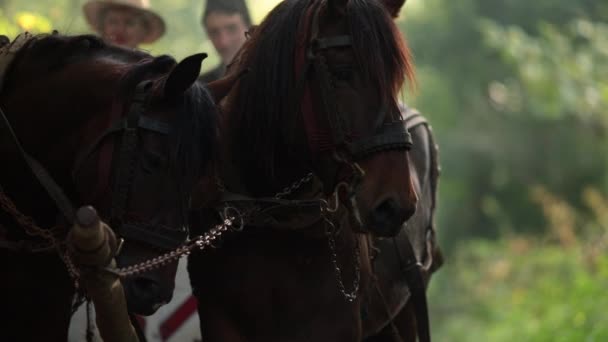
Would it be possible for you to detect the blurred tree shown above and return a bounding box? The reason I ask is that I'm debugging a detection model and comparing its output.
[400,0,608,250]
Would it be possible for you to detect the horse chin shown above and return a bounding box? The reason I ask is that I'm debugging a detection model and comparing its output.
[120,271,174,316]
[124,290,168,316]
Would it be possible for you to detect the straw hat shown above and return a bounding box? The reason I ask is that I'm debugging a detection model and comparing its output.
[83,0,165,44]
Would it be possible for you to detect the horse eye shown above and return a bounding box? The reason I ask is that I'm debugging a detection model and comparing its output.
[142,152,167,174]
[331,65,354,81]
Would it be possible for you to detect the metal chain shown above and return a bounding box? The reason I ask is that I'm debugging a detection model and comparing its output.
[108,211,241,278]
[323,214,361,302]
[59,244,82,287]
[1,185,82,288]
[275,172,314,199]
[0,181,241,282]
[0,187,63,241]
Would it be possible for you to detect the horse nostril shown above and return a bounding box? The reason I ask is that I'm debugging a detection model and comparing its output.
[376,198,405,221]
[369,198,414,237]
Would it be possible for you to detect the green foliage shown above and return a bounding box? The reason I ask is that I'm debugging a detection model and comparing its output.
[399,0,608,251]
[429,187,608,340]
[482,19,608,125]
[0,9,53,36]
[0,9,19,37]
[429,235,608,341]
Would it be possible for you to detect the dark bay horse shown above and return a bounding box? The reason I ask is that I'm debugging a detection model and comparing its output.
[0,32,217,341]
[188,0,441,340]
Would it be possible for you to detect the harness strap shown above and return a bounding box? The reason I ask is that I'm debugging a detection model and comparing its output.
[349,122,412,160]
[390,104,441,342]
[72,115,170,181]
[0,106,76,222]
[312,52,347,147]
[392,235,431,342]
[401,106,428,131]
[217,191,329,230]
[402,104,443,271]
[110,80,152,220]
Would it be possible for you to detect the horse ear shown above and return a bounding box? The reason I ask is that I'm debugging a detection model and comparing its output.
[327,0,349,17]
[206,68,249,103]
[380,0,407,18]
[0,35,10,48]
[164,53,207,98]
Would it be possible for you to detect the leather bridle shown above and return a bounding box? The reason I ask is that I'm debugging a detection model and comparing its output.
[215,0,416,235]
[71,80,188,251]
[295,0,413,169]
[0,72,187,254]
[282,0,414,230]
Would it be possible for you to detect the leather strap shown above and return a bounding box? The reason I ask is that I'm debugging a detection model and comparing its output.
[72,114,170,181]
[110,80,152,221]
[0,106,76,222]
[393,235,431,342]
[349,122,413,160]
[217,191,328,231]
[401,106,428,131]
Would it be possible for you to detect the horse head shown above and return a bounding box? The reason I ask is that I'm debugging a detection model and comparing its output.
[0,33,217,315]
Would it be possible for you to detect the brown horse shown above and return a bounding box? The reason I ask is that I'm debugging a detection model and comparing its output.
[0,33,217,341]
[188,0,440,341]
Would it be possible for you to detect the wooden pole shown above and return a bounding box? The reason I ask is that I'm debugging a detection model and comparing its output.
[68,206,139,342]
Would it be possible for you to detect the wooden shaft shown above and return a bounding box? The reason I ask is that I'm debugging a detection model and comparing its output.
[67,206,139,342]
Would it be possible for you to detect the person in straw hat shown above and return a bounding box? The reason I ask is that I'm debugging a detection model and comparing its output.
[83,0,165,48]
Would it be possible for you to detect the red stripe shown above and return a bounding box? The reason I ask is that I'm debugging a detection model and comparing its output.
[160,296,198,341]
[135,315,146,331]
